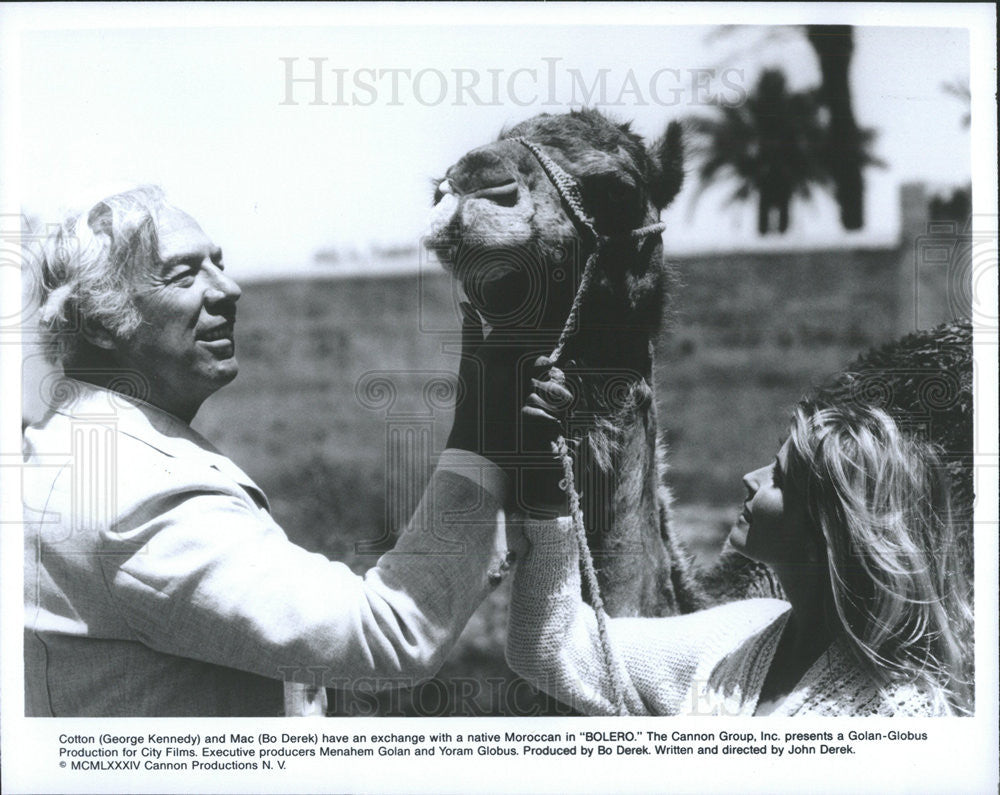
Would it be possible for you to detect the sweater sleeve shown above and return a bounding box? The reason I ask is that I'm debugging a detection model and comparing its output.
[506,518,790,716]
[100,449,516,689]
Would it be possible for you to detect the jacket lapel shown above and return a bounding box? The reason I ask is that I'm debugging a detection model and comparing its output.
[52,379,271,512]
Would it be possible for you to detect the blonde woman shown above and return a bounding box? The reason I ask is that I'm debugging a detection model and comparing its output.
[507,397,973,716]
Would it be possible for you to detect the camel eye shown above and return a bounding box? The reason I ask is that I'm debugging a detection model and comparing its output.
[582,173,640,232]
[584,173,635,205]
[608,182,632,201]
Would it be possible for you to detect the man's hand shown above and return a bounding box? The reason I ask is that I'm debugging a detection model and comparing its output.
[446,304,573,517]
[446,302,526,457]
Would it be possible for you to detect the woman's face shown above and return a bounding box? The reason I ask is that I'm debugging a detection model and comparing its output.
[728,438,817,568]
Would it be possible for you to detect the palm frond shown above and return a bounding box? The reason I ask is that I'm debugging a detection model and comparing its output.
[681,66,881,233]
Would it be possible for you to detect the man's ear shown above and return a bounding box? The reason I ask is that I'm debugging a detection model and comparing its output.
[81,317,117,351]
[648,120,685,210]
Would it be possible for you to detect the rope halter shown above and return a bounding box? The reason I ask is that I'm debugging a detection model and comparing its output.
[513,136,667,715]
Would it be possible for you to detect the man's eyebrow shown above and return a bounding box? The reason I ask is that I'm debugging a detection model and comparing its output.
[161,253,202,267]
[160,248,222,267]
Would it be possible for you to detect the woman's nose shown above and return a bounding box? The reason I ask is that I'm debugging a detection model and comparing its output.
[742,464,769,495]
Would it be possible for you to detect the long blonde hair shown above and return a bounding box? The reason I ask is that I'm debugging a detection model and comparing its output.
[785,402,973,714]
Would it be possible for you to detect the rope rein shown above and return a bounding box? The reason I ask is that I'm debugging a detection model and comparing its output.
[515,137,666,715]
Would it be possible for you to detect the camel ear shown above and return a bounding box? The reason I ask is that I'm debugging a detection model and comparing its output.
[649,121,685,209]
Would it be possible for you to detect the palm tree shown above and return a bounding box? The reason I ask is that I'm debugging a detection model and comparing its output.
[805,25,865,230]
[686,69,829,234]
[706,25,880,231]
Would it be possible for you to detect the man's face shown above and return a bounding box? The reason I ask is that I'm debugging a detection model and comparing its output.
[111,207,242,421]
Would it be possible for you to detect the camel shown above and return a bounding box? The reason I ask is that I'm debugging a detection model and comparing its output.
[425,108,973,619]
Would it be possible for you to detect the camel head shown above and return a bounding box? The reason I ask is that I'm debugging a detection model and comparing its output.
[427,109,684,357]
[426,111,694,618]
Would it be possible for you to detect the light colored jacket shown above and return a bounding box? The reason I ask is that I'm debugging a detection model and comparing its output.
[24,379,514,716]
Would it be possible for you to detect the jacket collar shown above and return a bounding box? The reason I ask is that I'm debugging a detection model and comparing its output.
[50,378,270,510]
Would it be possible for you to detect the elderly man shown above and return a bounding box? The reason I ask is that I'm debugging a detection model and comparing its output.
[23,185,557,717]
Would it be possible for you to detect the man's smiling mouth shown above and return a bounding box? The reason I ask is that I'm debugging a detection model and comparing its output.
[198,323,234,342]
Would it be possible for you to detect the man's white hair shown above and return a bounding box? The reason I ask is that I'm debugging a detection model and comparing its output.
[32,185,169,365]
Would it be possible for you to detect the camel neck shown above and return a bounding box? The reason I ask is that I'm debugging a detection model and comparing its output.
[587,369,684,615]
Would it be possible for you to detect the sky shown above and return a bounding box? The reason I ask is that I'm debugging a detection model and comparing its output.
[4,5,980,280]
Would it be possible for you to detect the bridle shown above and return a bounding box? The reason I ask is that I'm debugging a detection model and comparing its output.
[514,137,666,364]
[514,136,667,715]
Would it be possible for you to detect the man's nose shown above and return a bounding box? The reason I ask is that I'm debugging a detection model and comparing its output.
[205,265,241,304]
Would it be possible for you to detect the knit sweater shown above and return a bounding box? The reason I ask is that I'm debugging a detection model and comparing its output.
[506,518,945,717]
